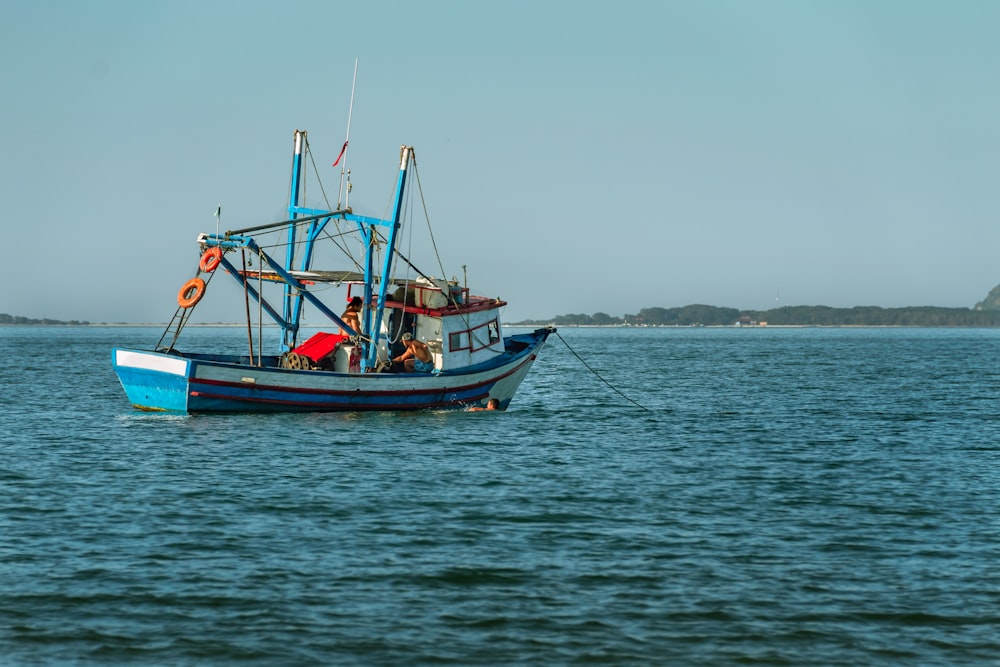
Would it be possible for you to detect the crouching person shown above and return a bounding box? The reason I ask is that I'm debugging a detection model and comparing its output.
[392,333,434,372]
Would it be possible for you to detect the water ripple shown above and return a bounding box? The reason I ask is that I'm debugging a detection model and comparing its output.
[2,327,999,664]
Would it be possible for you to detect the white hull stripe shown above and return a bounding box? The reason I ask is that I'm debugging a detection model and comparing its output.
[115,350,189,376]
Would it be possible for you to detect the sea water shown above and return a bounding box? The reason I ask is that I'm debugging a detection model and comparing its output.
[1,325,998,665]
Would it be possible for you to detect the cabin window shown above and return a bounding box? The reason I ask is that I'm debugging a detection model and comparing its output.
[449,318,501,353]
[449,331,469,351]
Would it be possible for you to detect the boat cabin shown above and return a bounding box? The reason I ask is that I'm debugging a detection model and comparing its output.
[291,277,507,374]
[383,278,507,372]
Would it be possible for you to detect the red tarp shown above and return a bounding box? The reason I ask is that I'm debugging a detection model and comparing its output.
[292,332,348,362]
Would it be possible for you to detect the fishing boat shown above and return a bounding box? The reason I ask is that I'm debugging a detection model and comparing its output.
[111,129,553,413]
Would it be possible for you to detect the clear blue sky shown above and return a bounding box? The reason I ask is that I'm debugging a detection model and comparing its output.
[2,0,998,323]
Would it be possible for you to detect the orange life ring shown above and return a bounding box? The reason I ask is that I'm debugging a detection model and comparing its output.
[177,277,206,308]
[199,247,223,272]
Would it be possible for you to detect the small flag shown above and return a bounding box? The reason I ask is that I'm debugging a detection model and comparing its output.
[332,141,348,167]
[214,205,221,218]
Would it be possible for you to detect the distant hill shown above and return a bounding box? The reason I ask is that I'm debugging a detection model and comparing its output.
[514,304,1000,327]
[10,282,1000,327]
[747,305,1000,327]
[510,284,1000,326]
[975,284,1000,311]
[0,314,91,325]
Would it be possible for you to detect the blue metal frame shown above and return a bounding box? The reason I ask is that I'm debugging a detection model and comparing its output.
[198,138,412,370]
[365,147,411,371]
[282,131,306,350]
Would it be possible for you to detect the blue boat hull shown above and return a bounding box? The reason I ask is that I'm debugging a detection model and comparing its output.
[113,328,552,413]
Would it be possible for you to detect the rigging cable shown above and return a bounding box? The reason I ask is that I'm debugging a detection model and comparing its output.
[387,175,416,347]
[408,157,484,351]
[241,248,254,361]
[554,331,651,412]
[305,135,357,266]
[257,247,264,363]
[337,58,358,210]
[411,158,449,285]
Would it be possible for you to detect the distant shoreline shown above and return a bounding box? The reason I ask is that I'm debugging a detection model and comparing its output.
[7,301,1000,329]
[506,323,1000,329]
[5,322,1000,330]
[0,322,255,327]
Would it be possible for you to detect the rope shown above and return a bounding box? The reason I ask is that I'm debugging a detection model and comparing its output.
[555,331,651,411]
[409,159,481,356]
[305,135,334,212]
[241,248,254,360]
[302,135,360,270]
[411,159,448,282]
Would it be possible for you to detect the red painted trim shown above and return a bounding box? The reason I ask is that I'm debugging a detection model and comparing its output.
[383,296,506,318]
[188,355,534,398]
[188,390,491,410]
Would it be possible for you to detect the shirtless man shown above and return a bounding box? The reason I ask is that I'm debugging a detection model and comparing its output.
[393,332,434,372]
[340,296,362,335]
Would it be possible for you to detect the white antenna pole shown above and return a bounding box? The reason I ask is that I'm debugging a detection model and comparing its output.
[337,58,358,210]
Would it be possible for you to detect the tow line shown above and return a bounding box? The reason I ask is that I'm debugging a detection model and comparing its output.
[554,331,651,411]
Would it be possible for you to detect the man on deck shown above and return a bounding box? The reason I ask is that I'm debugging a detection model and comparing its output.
[393,333,434,372]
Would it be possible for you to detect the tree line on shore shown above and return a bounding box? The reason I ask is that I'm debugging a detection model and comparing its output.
[514,304,1000,327]
[9,294,1000,329]
[0,314,91,325]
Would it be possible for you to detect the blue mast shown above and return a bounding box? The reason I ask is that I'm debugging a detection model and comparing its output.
[281,130,307,351]
[201,138,410,370]
[362,146,412,371]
